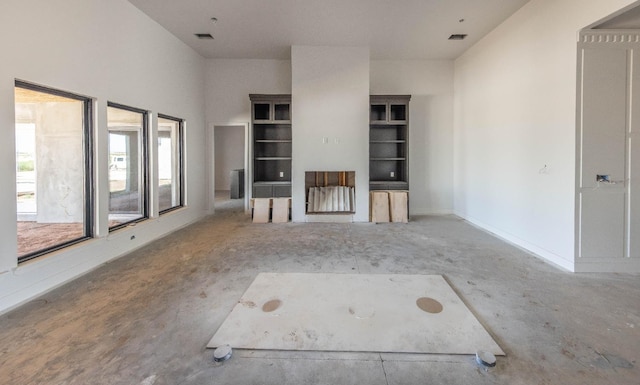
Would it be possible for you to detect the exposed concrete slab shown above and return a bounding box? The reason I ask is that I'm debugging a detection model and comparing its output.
[0,196,639,384]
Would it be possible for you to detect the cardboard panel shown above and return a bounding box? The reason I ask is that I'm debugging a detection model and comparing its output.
[252,198,271,224]
[272,198,290,223]
[370,191,390,223]
[390,191,408,223]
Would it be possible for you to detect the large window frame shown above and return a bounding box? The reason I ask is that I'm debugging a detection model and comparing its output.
[15,80,94,263]
[107,102,149,231]
[157,114,185,214]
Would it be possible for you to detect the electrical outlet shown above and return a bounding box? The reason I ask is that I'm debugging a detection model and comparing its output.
[390,171,395,178]
[279,171,284,178]
[322,137,329,144]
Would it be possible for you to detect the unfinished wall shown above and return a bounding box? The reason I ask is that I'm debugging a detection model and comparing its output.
[453,0,636,271]
[0,0,206,313]
[35,102,84,223]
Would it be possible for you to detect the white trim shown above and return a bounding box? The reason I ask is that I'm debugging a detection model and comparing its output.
[455,211,575,272]
[575,257,640,273]
[580,30,640,44]
[410,208,454,216]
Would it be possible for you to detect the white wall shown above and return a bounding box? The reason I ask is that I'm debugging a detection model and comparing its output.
[371,60,454,215]
[204,59,291,196]
[0,0,206,313]
[214,126,245,191]
[453,0,636,271]
[205,59,292,125]
[204,58,456,216]
[291,46,371,222]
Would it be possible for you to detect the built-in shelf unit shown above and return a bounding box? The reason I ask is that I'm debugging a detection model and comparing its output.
[369,95,410,191]
[250,94,292,198]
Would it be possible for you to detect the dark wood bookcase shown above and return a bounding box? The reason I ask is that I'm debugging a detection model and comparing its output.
[369,95,411,191]
[250,94,292,198]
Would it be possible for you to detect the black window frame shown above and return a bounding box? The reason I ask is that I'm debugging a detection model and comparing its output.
[157,113,185,214]
[15,80,94,264]
[107,101,149,231]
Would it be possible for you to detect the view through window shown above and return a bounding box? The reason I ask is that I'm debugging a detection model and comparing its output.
[158,115,183,212]
[108,104,147,229]
[15,83,92,261]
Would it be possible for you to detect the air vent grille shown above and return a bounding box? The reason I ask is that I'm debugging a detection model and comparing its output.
[195,33,214,40]
[448,34,467,40]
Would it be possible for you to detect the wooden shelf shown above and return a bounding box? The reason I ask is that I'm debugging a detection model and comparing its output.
[254,181,291,185]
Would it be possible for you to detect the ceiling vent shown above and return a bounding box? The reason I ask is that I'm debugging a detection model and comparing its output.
[448,34,467,40]
[195,33,214,40]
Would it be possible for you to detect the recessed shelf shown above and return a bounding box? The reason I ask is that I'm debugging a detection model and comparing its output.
[370,104,387,121]
[390,104,407,121]
[256,157,292,161]
[255,140,292,143]
[371,158,406,161]
[370,140,406,143]
[274,103,291,121]
[254,181,291,185]
[251,97,291,123]
[370,181,408,185]
[254,103,270,120]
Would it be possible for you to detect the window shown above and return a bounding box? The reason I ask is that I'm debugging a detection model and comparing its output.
[158,115,184,213]
[107,103,148,230]
[15,81,93,262]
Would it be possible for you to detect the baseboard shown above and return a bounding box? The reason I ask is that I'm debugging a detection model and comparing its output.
[455,211,575,272]
[410,208,454,216]
[574,258,640,273]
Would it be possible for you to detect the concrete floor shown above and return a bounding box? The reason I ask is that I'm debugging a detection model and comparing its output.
[1,194,639,384]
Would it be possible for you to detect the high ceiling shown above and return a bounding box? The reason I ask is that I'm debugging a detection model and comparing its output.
[128,0,531,60]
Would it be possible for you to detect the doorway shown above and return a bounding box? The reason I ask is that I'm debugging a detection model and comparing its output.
[211,124,250,213]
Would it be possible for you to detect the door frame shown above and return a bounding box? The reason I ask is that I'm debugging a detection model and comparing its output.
[207,122,251,213]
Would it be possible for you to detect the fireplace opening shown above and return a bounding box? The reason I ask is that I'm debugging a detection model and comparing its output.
[305,171,356,214]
